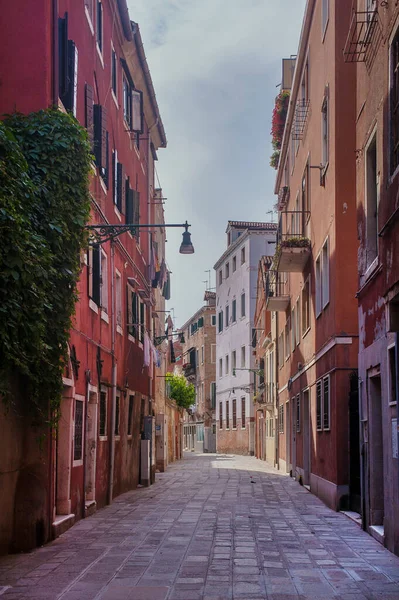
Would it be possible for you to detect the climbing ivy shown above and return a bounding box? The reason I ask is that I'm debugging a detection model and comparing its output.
[166,373,195,410]
[0,109,92,424]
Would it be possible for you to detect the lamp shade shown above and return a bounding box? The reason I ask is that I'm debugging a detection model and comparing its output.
[179,228,194,254]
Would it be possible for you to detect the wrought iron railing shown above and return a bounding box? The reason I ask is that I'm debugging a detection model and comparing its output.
[343,7,382,70]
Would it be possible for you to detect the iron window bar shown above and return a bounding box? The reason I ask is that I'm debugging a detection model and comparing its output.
[277,185,290,211]
[292,99,311,140]
[343,8,382,69]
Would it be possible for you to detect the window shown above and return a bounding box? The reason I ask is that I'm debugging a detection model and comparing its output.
[116,271,122,328]
[93,104,108,183]
[322,238,330,309]
[127,285,138,338]
[219,358,223,378]
[232,299,237,323]
[241,247,246,265]
[211,382,216,409]
[241,293,246,317]
[211,344,216,363]
[232,256,237,272]
[96,0,103,52]
[232,399,237,429]
[100,250,108,313]
[127,395,134,435]
[198,316,204,328]
[225,355,229,375]
[201,345,204,364]
[139,300,145,344]
[226,400,230,429]
[388,345,397,404]
[302,163,310,235]
[316,254,322,317]
[285,317,291,360]
[365,132,378,268]
[225,262,230,279]
[196,349,199,369]
[232,350,237,371]
[219,402,223,429]
[291,307,296,351]
[218,311,223,333]
[74,399,84,461]
[241,346,246,368]
[323,376,330,430]
[84,0,94,23]
[99,389,107,437]
[58,15,78,115]
[279,404,284,433]
[212,315,216,326]
[88,244,100,306]
[115,395,120,436]
[296,394,300,433]
[391,27,399,174]
[278,332,284,369]
[322,0,329,37]
[111,46,117,96]
[316,376,330,431]
[302,277,310,334]
[225,304,230,327]
[123,74,132,128]
[219,270,223,285]
[322,94,329,167]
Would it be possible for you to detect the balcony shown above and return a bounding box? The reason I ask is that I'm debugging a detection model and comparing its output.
[343,7,382,71]
[266,270,290,312]
[277,185,290,211]
[183,363,196,380]
[254,383,276,410]
[292,99,310,141]
[274,211,311,273]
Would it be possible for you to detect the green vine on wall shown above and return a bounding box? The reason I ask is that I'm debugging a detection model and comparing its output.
[0,109,92,425]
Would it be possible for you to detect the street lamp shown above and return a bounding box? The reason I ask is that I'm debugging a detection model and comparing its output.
[86,220,194,254]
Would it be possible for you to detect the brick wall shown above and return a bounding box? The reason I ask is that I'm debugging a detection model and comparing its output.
[216,418,252,455]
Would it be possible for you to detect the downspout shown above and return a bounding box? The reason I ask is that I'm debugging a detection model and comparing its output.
[358,375,367,530]
[107,240,117,504]
[82,369,91,518]
[49,0,59,542]
[275,312,279,469]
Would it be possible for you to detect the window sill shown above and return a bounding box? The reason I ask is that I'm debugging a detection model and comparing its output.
[99,436,108,442]
[322,18,329,43]
[389,401,397,407]
[128,334,136,343]
[114,205,122,221]
[111,90,119,109]
[302,326,311,339]
[127,434,133,440]
[117,324,123,335]
[96,43,104,68]
[101,310,109,324]
[85,7,94,34]
[89,299,99,314]
[99,177,107,195]
[73,459,83,467]
[115,435,121,441]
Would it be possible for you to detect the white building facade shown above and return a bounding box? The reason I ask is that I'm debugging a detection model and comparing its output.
[214,221,277,455]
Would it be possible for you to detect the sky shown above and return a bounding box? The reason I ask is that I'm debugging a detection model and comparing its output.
[127,0,307,328]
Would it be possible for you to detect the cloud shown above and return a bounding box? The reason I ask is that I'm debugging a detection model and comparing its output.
[127,0,306,326]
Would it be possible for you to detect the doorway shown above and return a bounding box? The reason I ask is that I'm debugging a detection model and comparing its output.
[302,389,310,486]
[286,402,291,473]
[368,371,384,526]
[348,372,361,513]
[291,397,296,477]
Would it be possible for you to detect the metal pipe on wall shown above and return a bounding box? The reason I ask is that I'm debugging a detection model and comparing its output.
[108,240,117,504]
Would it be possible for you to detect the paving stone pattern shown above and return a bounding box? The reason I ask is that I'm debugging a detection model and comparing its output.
[1,454,399,599]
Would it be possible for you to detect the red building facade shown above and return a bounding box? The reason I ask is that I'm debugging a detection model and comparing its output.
[0,0,168,553]
[350,0,399,555]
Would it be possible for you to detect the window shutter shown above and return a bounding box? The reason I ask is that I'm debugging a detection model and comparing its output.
[112,150,118,205]
[87,246,93,298]
[132,190,140,236]
[58,14,68,98]
[100,106,107,172]
[85,84,94,149]
[323,376,330,429]
[127,287,133,336]
[132,291,138,338]
[93,105,107,172]
[117,163,124,212]
[92,245,101,306]
[103,131,109,187]
[62,40,77,112]
[132,89,144,133]
[316,380,322,430]
[126,187,134,224]
[140,301,145,343]
[93,105,101,166]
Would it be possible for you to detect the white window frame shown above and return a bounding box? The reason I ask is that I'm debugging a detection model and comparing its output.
[302,275,311,336]
[315,253,322,318]
[219,358,223,378]
[99,386,108,440]
[73,395,85,466]
[241,345,246,368]
[225,354,229,375]
[115,269,122,333]
[100,249,109,321]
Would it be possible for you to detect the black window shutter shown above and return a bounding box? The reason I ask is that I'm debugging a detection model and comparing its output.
[62,40,76,111]
[132,291,138,338]
[85,84,94,148]
[132,190,140,236]
[93,104,102,167]
[103,131,109,187]
[92,245,101,306]
[117,163,123,212]
[58,14,68,98]
[126,179,133,224]
[101,106,107,173]
[140,302,145,343]
[112,151,117,204]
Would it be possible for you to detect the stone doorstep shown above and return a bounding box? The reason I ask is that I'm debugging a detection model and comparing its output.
[0,588,11,597]
[340,510,362,527]
[85,500,97,518]
[52,513,75,538]
[369,525,385,545]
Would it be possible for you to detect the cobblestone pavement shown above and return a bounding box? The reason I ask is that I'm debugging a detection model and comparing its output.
[1,453,399,600]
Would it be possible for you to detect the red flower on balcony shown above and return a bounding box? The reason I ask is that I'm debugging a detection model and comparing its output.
[270,91,290,169]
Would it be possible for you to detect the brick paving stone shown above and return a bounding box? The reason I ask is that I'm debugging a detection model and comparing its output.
[1,454,399,599]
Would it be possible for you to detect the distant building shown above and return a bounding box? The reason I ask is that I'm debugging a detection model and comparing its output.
[181,291,217,453]
[214,221,277,455]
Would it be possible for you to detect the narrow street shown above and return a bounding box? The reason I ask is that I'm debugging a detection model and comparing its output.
[1,454,399,600]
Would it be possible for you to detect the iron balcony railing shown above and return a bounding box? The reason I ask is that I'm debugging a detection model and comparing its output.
[343,6,382,70]
[276,210,311,246]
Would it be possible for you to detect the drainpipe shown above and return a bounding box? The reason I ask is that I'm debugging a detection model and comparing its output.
[107,240,117,504]
[82,369,91,518]
[275,312,279,469]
